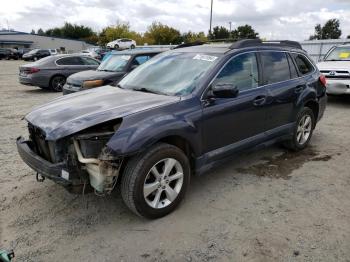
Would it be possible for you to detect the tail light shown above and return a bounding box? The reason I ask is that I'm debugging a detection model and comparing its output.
[319,74,327,87]
[28,67,40,74]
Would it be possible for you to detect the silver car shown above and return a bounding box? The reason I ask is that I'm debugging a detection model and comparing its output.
[19,55,100,91]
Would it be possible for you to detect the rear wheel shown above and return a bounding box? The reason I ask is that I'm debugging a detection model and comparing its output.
[50,75,66,92]
[121,143,190,219]
[284,107,315,151]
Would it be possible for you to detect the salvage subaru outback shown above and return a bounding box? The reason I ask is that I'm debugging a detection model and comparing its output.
[17,39,327,218]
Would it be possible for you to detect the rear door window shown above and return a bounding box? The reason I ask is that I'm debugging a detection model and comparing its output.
[291,53,314,75]
[56,56,83,65]
[260,52,291,84]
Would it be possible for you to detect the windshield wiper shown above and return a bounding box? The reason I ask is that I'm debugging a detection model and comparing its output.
[133,87,165,95]
[98,69,114,72]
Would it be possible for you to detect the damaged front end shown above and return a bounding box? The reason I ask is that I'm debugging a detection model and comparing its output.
[17,120,123,194]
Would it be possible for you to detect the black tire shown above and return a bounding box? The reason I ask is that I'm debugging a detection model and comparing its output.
[114,44,119,50]
[50,75,66,92]
[283,107,315,151]
[121,143,190,219]
[130,44,135,49]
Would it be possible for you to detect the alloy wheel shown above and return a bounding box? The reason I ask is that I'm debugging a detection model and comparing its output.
[143,158,184,209]
[296,115,312,145]
[51,76,65,91]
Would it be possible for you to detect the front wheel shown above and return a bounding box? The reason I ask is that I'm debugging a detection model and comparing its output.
[130,44,135,49]
[121,143,190,219]
[114,44,119,50]
[284,107,315,151]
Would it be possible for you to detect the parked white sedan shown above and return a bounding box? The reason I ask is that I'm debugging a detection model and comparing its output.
[106,38,136,50]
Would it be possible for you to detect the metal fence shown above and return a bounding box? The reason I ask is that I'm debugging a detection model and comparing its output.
[300,39,350,62]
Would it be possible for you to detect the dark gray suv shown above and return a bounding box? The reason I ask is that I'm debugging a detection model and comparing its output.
[17,39,327,218]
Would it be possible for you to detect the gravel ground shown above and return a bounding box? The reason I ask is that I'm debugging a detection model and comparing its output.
[1,60,350,262]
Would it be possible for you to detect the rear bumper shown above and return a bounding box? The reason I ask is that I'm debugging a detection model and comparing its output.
[19,76,34,86]
[326,79,350,95]
[16,137,70,186]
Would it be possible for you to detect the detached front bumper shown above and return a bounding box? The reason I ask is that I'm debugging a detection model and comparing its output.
[16,137,70,186]
[326,79,350,95]
[62,84,82,95]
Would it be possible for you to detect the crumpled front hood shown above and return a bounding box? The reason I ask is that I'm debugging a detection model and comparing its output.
[317,61,350,70]
[67,70,124,85]
[25,86,179,140]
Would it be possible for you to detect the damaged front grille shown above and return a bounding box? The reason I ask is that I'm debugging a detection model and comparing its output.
[28,123,52,161]
[28,124,68,163]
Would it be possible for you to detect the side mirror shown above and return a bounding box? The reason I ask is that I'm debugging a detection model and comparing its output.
[210,83,239,98]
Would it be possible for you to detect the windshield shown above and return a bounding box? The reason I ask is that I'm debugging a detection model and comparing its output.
[27,49,39,55]
[118,52,221,96]
[98,54,131,72]
[325,46,350,61]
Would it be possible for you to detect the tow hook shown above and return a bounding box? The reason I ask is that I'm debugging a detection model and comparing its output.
[36,173,45,182]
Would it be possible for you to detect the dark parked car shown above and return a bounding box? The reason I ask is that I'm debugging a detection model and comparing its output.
[18,48,33,58]
[22,49,51,61]
[0,48,19,60]
[19,55,100,91]
[17,39,327,218]
[63,49,162,94]
[0,48,10,59]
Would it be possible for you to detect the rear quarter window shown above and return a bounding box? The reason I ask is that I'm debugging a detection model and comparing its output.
[291,53,314,75]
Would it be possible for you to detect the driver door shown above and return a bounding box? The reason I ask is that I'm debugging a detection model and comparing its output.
[201,52,268,157]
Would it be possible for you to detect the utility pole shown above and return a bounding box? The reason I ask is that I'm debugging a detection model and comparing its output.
[228,21,232,32]
[209,0,213,36]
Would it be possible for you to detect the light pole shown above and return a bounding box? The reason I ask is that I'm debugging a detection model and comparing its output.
[228,21,232,32]
[209,0,213,36]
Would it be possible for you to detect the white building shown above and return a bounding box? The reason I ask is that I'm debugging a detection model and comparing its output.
[0,30,94,53]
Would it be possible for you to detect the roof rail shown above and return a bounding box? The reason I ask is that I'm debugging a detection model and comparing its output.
[173,41,205,49]
[229,39,302,50]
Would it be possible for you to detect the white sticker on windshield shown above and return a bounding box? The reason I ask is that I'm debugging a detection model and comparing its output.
[121,55,131,60]
[193,54,218,62]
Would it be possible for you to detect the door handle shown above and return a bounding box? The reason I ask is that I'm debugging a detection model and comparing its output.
[295,85,305,93]
[253,96,266,106]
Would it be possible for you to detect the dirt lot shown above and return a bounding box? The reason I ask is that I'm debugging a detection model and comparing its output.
[1,60,350,262]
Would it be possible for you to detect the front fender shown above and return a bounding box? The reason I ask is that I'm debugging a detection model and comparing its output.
[106,100,203,157]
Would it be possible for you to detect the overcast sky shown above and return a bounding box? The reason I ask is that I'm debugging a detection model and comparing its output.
[1,0,350,40]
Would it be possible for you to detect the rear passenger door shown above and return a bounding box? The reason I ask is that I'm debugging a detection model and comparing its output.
[261,51,305,134]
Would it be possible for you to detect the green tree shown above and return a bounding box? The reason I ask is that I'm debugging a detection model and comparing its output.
[30,29,35,34]
[98,22,144,45]
[144,22,182,45]
[309,19,342,40]
[37,28,45,35]
[231,24,259,40]
[182,31,207,43]
[210,26,230,40]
